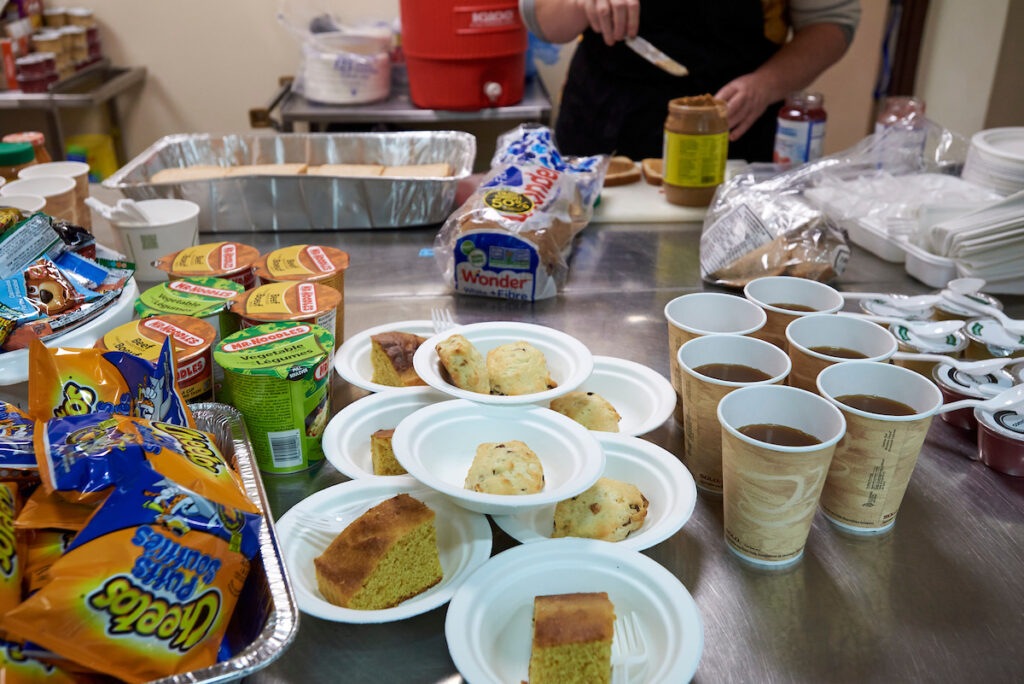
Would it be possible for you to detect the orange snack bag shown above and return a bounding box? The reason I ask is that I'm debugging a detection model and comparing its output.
[14,488,95,532]
[22,529,75,595]
[1,466,261,683]
[0,639,82,682]
[28,341,132,422]
[0,483,21,617]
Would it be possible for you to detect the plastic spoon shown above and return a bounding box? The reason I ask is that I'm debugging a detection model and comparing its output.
[83,197,150,225]
[840,291,942,308]
[935,383,1024,415]
[837,312,964,338]
[946,277,987,295]
[940,290,1024,335]
[892,352,1017,375]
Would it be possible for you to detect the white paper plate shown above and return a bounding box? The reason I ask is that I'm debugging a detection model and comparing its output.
[333,319,435,393]
[445,538,703,684]
[492,433,696,551]
[392,399,604,516]
[276,477,492,623]
[560,355,676,436]
[0,278,139,386]
[322,387,448,479]
[413,321,594,406]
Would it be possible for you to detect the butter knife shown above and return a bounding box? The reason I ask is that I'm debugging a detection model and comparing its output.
[625,36,689,77]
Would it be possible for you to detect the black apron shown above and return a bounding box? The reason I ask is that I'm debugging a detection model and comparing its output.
[555,0,782,161]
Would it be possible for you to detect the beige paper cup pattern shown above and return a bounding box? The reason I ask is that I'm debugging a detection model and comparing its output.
[678,334,791,493]
[744,276,844,350]
[718,385,846,567]
[816,361,942,535]
[785,314,897,393]
[664,293,766,420]
[19,161,91,230]
[0,176,76,223]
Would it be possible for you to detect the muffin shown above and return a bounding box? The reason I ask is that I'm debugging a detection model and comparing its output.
[464,441,545,495]
[487,341,556,395]
[552,478,649,542]
[549,391,621,432]
[436,334,489,394]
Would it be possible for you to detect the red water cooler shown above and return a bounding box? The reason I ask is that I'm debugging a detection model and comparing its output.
[399,0,527,110]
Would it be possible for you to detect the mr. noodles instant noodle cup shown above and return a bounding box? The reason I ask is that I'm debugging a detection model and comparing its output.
[154,241,260,289]
[230,281,341,349]
[214,322,334,474]
[95,315,217,402]
[253,244,349,341]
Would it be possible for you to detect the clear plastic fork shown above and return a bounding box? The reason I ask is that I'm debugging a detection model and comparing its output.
[431,307,457,334]
[611,611,648,684]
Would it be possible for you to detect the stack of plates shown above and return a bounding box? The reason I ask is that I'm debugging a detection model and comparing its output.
[300,32,391,105]
[963,128,1024,196]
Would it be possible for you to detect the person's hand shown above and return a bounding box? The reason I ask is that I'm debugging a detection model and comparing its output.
[573,0,639,46]
[714,72,775,141]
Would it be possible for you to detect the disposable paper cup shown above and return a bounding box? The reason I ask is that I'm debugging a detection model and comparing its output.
[664,293,767,420]
[678,335,791,493]
[816,362,941,535]
[0,176,75,223]
[0,194,45,213]
[111,199,200,281]
[785,314,897,393]
[19,161,91,230]
[744,276,844,349]
[718,385,845,567]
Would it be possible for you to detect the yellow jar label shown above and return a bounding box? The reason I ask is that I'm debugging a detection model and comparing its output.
[170,242,227,274]
[662,131,728,188]
[266,245,315,277]
[245,283,294,315]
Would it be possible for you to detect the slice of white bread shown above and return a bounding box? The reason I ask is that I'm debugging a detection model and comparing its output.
[381,163,452,178]
[308,164,385,177]
[641,158,662,186]
[225,163,308,176]
[150,165,230,183]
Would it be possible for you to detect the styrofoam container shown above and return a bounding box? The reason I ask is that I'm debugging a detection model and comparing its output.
[559,355,676,436]
[391,399,605,515]
[413,321,594,406]
[333,319,435,393]
[492,433,697,551]
[0,193,45,213]
[322,387,449,479]
[902,237,959,288]
[445,538,704,684]
[843,215,908,263]
[111,199,199,280]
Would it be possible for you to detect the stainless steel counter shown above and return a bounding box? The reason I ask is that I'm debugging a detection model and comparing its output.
[227,221,1024,684]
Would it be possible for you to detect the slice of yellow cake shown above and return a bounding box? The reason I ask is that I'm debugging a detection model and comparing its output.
[370,332,428,387]
[529,592,614,684]
[313,494,442,610]
[371,428,407,476]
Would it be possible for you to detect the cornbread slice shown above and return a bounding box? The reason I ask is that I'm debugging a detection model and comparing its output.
[308,164,385,177]
[529,592,615,684]
[552,478,648,542]
[464,441,544,495]
[225,163,308,176]
[436,333,489,394]
[381,163,452,178]
[150,165,229,183]
[549,391,621,432]
[370,331,428,387]
[313,494,443,610]
[371,428,406,476]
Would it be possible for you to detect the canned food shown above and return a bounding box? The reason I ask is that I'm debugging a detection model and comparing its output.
[963,318,1024,360]
[931,363,1015,430]
[932,292,1002,321]
[154,241,260,289]
[214,322,334,474]
[95,315,217,402]
[253,244,349,343]
[889,323,967,377]
[230,281,340,348]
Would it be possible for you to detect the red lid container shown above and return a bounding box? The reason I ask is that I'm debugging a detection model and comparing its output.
[976,407,1024,477]
[16,71,57,93]
[15,52,56,78]
[399,0,526,110]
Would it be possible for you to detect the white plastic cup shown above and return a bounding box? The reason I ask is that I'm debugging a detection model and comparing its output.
[111,199,200,281]
[18,161,91,229]
[1,176,75,223]
[0,194,46,213]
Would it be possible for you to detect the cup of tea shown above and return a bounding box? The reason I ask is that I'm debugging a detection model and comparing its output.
[717,385,845,567]
[815,361,942,535]
[678,334,791,493]
[716,385,843,565]
[785,314,898,393]
[664,293,767,419]
[744,276,844,349]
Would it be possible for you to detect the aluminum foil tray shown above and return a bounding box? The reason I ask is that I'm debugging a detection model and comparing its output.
[103,132,476,231]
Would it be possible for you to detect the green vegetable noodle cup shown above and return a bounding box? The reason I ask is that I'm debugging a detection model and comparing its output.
[215,321,334,474]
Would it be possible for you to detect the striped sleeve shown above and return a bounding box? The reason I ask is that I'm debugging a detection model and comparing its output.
[790,0,862,45]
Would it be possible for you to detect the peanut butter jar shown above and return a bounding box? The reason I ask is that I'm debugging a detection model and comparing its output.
[662,95,729,207]
[253,244,349,342]
[230,281,341,349]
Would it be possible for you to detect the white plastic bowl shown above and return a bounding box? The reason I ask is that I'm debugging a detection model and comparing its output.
[413,321,594,406]
[392,399,605,515]
[322,387,448,479]
[492,433,697,551]
[558,355,676,436]
[334,319,435,393]
[0,193,45,213]
[445,538,704,684]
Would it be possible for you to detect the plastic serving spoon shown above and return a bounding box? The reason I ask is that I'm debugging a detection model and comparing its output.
[892,352,1017,375]
[837,312,964,338]
[940,290,1024,335]
[935,383,1024,415]
[840,291,942,308]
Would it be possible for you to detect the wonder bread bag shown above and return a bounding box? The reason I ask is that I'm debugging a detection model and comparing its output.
[35,413,258,513]
[0,465,261,683]
[434,124,609,301]
[29,337,193,428]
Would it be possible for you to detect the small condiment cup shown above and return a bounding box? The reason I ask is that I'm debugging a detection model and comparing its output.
[785,314,898,393]
[744,276,844,349]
